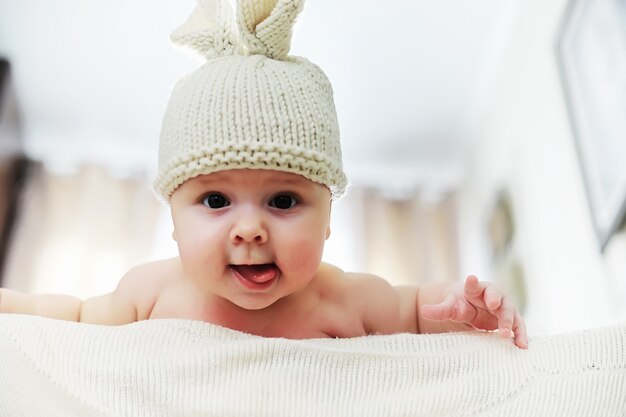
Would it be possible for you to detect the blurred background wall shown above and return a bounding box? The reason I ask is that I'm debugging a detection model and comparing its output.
[0,0,624,335]
[456,0,626,334]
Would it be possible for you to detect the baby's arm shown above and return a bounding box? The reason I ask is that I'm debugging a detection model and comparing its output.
[0,271,140,325]
[416,275,528,348]
[0,289,84,321]
[353,272,527,348]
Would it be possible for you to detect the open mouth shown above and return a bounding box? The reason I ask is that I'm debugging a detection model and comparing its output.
[229,263,279,291]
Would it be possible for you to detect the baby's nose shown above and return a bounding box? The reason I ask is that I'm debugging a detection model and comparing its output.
[230,214,268,244]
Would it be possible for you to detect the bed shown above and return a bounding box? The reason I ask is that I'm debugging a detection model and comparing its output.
[0,314,624,416]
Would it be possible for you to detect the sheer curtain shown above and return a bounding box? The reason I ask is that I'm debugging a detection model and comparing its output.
[360,189,459,286]
[322,186,460,287]
[3,163,162,298]
[2,164,460,297]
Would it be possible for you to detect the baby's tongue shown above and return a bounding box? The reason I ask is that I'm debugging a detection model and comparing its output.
[233,264,277,283]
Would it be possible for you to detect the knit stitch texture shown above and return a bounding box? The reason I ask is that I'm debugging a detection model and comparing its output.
[154,0,347,202]
[0,314,624,417]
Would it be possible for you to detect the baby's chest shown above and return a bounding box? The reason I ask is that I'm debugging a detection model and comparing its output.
[258,304,366,339]
[149,293,365,339]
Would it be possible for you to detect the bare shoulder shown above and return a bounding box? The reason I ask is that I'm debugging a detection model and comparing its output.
[116,258,182,320]
[347,271,419,335]
[117,258,178,291]
[316,264,395,304]
[121,258,179,282]
[77,258,182,325]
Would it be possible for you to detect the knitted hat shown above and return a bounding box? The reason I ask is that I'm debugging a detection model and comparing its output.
[154,0,347,202]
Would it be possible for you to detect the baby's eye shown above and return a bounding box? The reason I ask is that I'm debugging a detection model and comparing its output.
[269,194,297,210]
[201,193,230,209]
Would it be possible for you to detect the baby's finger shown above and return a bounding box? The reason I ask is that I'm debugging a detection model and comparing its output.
[512,311,528,349]
[496,298,514,338]
[464,275,494,309]
[420,294,456,321]
[463,275,482,298]
[484,287,503,311]
[453,299,478,323]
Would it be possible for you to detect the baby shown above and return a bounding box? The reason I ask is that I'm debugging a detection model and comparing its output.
[0,0,527,348]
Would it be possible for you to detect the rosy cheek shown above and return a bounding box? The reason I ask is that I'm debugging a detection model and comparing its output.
[176,223,222,264]
[284,239,324,273]
[177,242,203,272]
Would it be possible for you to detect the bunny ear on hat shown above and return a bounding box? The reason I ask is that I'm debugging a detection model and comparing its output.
[171,0,304,60]
[156,0,348,202]
[170,0,241,59]
[237,0,305,60]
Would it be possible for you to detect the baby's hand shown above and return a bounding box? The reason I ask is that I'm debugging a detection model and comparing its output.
[421,275,528,349]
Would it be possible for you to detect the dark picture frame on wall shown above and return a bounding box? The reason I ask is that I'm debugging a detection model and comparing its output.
[1,58,29,284]
[556,0,626,252]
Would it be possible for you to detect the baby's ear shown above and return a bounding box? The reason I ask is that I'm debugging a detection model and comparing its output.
[237,0,304,59]
[171,0,241,59]
[172,230,178,242]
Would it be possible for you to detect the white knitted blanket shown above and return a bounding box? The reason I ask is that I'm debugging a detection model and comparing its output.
[0,314,624,417]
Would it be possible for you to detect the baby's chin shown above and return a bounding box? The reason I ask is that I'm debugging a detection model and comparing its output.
[226,292,283,311]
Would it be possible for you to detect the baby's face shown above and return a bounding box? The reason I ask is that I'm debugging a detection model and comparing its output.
[169,169,332,310]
